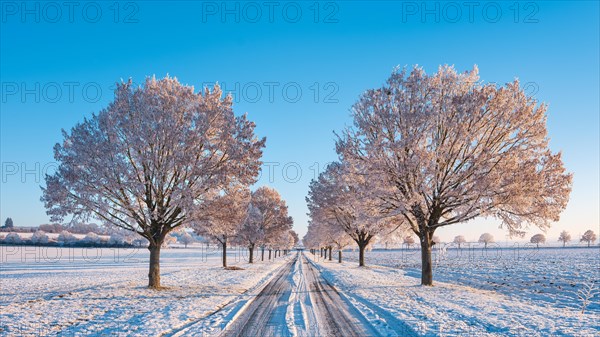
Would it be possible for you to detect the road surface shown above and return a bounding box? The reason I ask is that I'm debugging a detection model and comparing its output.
[221,252,380,337]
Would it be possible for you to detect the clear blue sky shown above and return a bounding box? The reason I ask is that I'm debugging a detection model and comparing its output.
[1,1,598,242]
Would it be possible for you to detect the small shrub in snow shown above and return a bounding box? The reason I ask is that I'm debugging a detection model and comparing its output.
[108,233,125,245]
[4,232,22,244]
[578,281,599,314]
[31,230,49,244]
[57,230,77,245]
[83,232,101,244]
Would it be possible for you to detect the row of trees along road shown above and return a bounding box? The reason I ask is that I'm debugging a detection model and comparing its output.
[194,186,295,267]
[42,77,296,288]
[304,65,573,286]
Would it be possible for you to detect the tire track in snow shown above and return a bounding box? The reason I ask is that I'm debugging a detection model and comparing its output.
[221,255,298,337]
[303,254,381,337]
[159,257,294,337]
[221,252,380,337]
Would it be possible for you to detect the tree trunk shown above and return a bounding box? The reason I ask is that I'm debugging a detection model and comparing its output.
[222,239,227,268]
[338,249,342,263]
[148,244,161,288]
[320,247,323,257]
[358,243,366,267]
[563,241,565,247]
[249,244,254,263]
[261,247,265,261]
[420,234,433,286]
[269,249,272,260]
[328,247,332,261]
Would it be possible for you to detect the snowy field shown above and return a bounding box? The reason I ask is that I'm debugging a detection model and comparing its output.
[1,245,598,336]
[0,245,290,336]
[309,246,599,336]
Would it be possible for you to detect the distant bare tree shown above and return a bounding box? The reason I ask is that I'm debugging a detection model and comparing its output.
[558,230,571,247]
[453,235,467,249]
[178,232,195,248]
[530,233,546,248]
[403,236,416,249]
[478,233,494,249]
[580,230,597,247]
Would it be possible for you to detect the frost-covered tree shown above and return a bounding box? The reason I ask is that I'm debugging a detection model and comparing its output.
[237,205,263,263]
[530,233,546,248]
[306,162,398,267]
[403,235,416,249]
[336,65,572,285]
[306,219,352,263]
[290,231,299,247]
[4,232,21,244]
[237,187,293,263]
[57,231,77,245]
[41,77,265,288]
[4,217,13,228]
[453,235,467,249]
[478,233,494,249]
[580,230,597,247]
[38,223,65,233]
[193,186,249,267]
[558,230,571,247]
[302,227,323,253]
[31,230,49,244]
[178,232,194,248]
[257,187,294,258]
[378,227,407,250]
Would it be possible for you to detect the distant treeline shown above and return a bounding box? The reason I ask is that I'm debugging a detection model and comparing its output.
[0,223,110,235]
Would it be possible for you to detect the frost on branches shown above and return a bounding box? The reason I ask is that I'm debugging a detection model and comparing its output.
[336,65,572,285]
[306,162,401,267]
[193,186,250,267]
[237,187,294,263]
[42,76,265,288]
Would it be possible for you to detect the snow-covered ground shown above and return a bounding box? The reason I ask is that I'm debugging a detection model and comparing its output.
[0,245,289,336]
[309,247,599,336]
[2,245,598,336]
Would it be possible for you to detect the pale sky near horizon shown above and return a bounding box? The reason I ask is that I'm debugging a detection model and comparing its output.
[1,1,598,243]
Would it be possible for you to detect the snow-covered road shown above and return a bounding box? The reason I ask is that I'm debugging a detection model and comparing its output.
[220,252,380,337]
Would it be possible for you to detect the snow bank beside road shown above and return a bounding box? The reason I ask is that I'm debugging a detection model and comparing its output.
[310,256,598,336]
[0,246,289,336]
